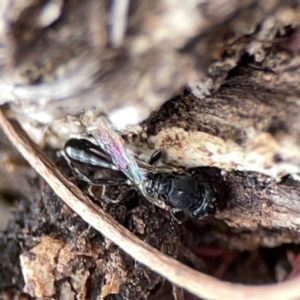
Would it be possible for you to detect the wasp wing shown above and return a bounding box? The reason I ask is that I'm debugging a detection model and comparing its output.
[83,111,144,189]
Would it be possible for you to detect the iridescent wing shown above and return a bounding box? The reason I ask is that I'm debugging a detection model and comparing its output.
[83,110,144,189]
[83,110,170,211]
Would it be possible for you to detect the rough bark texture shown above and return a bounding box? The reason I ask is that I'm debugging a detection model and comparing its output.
[1,0,300,299]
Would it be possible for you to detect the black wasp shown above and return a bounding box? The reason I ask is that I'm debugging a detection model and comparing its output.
[64,137,224,220]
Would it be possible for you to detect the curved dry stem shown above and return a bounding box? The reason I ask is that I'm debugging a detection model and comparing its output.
[0,107,300,300]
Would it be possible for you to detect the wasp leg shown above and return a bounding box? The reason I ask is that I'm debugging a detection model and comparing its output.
[101,186,134,204]
[170,208,183,224]
[70,165,128,186]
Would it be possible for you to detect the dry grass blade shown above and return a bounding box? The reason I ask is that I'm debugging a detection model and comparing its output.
[0,108,300,300]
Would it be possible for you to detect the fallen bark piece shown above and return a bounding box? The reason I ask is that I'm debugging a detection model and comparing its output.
[20,236,65,298]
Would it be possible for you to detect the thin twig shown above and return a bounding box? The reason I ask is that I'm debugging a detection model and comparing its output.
[1,108,300,300]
